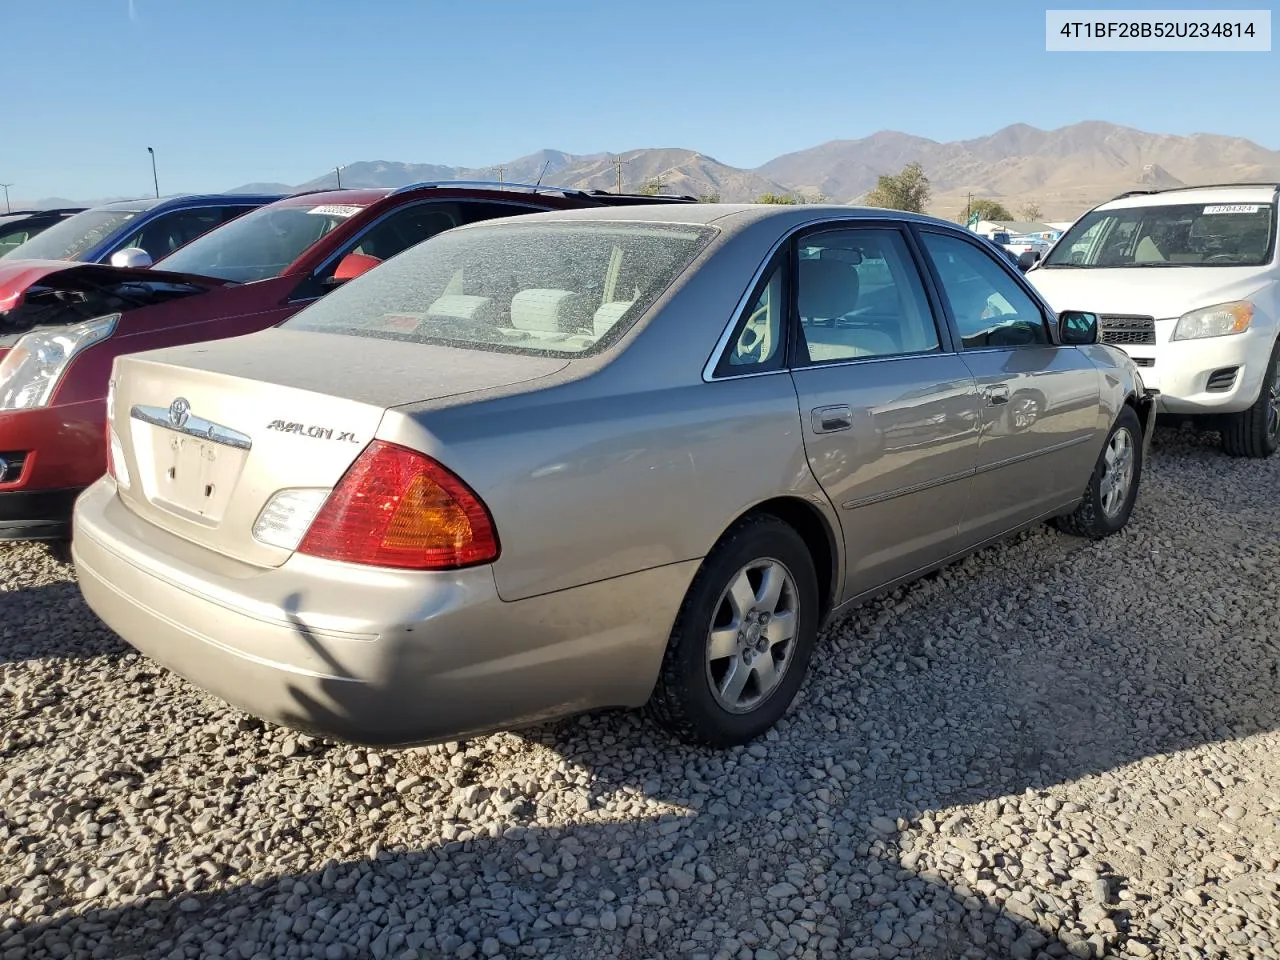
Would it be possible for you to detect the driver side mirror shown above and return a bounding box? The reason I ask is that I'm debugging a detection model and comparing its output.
[1058,310,1099,345]
[325,251,382,286]
[109,247,153,269]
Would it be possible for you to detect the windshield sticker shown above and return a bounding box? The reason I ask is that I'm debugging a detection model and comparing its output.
[1203,204,1261,215]
[307,204,363,218]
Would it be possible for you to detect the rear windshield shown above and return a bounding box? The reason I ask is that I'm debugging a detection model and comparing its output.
[1043,201,1277,268]
[282,221,717,356]
[0,209,139,262]
[154,202,367,282]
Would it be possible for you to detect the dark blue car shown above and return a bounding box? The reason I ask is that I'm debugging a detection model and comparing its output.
[0,193,283,267]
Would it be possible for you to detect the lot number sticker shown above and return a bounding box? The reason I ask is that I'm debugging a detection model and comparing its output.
[1203,204,1261,215]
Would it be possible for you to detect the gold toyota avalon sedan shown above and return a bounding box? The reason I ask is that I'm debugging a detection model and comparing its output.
[71,199,1156,748]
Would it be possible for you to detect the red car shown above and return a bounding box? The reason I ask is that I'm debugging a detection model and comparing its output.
[0,181,695,542]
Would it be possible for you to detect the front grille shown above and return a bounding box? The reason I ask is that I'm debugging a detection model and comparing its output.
[1099,314,1156,345]
[1132,357,1155,367]
[0,452,28,484]
[1206,367,1238,392]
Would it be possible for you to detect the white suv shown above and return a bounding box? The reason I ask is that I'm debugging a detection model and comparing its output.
[1027,184,1279,458]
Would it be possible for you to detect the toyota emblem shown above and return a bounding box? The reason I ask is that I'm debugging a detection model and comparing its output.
[168,397,191,429]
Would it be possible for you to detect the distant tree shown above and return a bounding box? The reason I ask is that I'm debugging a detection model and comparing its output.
[698,191,722,203]
[959,198,1014,223]
[864,162,931,213]
[639,178,663,196]
[1019,200,1043,221]
[756,192,800,204]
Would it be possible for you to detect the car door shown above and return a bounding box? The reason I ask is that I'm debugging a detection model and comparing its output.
[783,224,983,600]
[915,228,1101,543]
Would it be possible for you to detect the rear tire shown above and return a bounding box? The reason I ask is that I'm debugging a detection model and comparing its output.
[1220,339,1280,459]
[1055,405,1143,540]
[645,515,820,747]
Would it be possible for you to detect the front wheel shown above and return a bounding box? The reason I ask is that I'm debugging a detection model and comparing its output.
[1054,405,1143,540]
[645,515,820,747]
[1220,339,1280,459]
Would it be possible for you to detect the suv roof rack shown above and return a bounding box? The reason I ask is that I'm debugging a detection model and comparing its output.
[390,179,592,198]
[1109,182,1280,202]
[389,179,700,204]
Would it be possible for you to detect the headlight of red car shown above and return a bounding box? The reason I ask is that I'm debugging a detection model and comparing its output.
[0,312,119,411]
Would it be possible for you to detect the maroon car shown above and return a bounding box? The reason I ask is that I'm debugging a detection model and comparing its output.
[0,181,696,542]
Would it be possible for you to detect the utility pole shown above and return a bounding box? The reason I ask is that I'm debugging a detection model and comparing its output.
[0,184,11,214]
[611,156,629,194]
[335,166,343,188]
[147,147,159,198]
[495,165,506,184]
[966,192,973,224]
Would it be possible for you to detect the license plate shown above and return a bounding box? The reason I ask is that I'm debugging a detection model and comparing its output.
[154,435,244,521]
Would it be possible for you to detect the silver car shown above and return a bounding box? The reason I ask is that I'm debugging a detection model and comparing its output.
[72,204,1156,748]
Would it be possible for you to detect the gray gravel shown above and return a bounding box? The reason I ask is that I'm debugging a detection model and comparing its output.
[3,424,1280,960]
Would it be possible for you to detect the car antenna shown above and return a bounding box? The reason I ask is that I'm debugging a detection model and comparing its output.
[534,160,551,189]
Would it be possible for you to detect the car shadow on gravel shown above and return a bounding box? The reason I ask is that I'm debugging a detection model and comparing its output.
[5,801,1114,960]
[0,580,131,663]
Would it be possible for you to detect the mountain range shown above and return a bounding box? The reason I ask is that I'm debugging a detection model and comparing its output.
[18,122,1280,221]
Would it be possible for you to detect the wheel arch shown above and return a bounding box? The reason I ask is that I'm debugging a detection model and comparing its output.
[724,496,841,625]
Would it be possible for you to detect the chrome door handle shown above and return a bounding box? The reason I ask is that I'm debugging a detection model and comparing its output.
[812,405,853,433]
[985,384,1010,405]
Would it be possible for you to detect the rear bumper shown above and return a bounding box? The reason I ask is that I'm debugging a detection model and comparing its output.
[72,477,696,746]
[0,487,82,540]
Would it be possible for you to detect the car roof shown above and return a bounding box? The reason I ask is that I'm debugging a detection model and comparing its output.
[267,188,394,208]
[444,202,957,236]
[1098,183,1279,210]
[0,207,84,223]
[92,193,285,214]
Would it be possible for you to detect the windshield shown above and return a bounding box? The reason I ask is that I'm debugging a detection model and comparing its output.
[283,221,716,356]
[1043,201,1277,268]
[0,209,139,262]
[154,202,366,282]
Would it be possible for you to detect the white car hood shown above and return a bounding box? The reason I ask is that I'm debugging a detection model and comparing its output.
[1027,266,1273,319]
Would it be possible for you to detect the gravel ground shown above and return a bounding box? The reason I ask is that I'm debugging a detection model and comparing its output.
[2,425,1280,960]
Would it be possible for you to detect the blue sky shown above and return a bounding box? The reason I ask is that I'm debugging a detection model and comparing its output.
[5,0,1277,202]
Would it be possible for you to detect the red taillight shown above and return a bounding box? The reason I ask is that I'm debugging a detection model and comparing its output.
[297,440,499,570]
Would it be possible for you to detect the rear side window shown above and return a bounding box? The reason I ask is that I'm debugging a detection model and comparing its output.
[284,221,716,356]
[794,227,940,364]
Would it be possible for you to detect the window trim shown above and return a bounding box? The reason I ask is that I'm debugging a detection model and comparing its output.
[911,225,1057,353]
[787,221,954,370]
[288,198,554,305]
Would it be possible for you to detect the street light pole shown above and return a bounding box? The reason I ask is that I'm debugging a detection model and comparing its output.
[147,147,159,198]
[0,184,11,214]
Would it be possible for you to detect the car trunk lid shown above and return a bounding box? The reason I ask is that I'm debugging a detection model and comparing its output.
[109,327,568,567]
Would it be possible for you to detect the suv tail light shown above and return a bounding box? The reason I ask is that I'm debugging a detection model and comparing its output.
[297,440,499,570]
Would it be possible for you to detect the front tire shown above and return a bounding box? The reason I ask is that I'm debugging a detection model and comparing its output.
[1220,339,1280,459]
[645,515,820,747]
[1055,405,1143,540]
